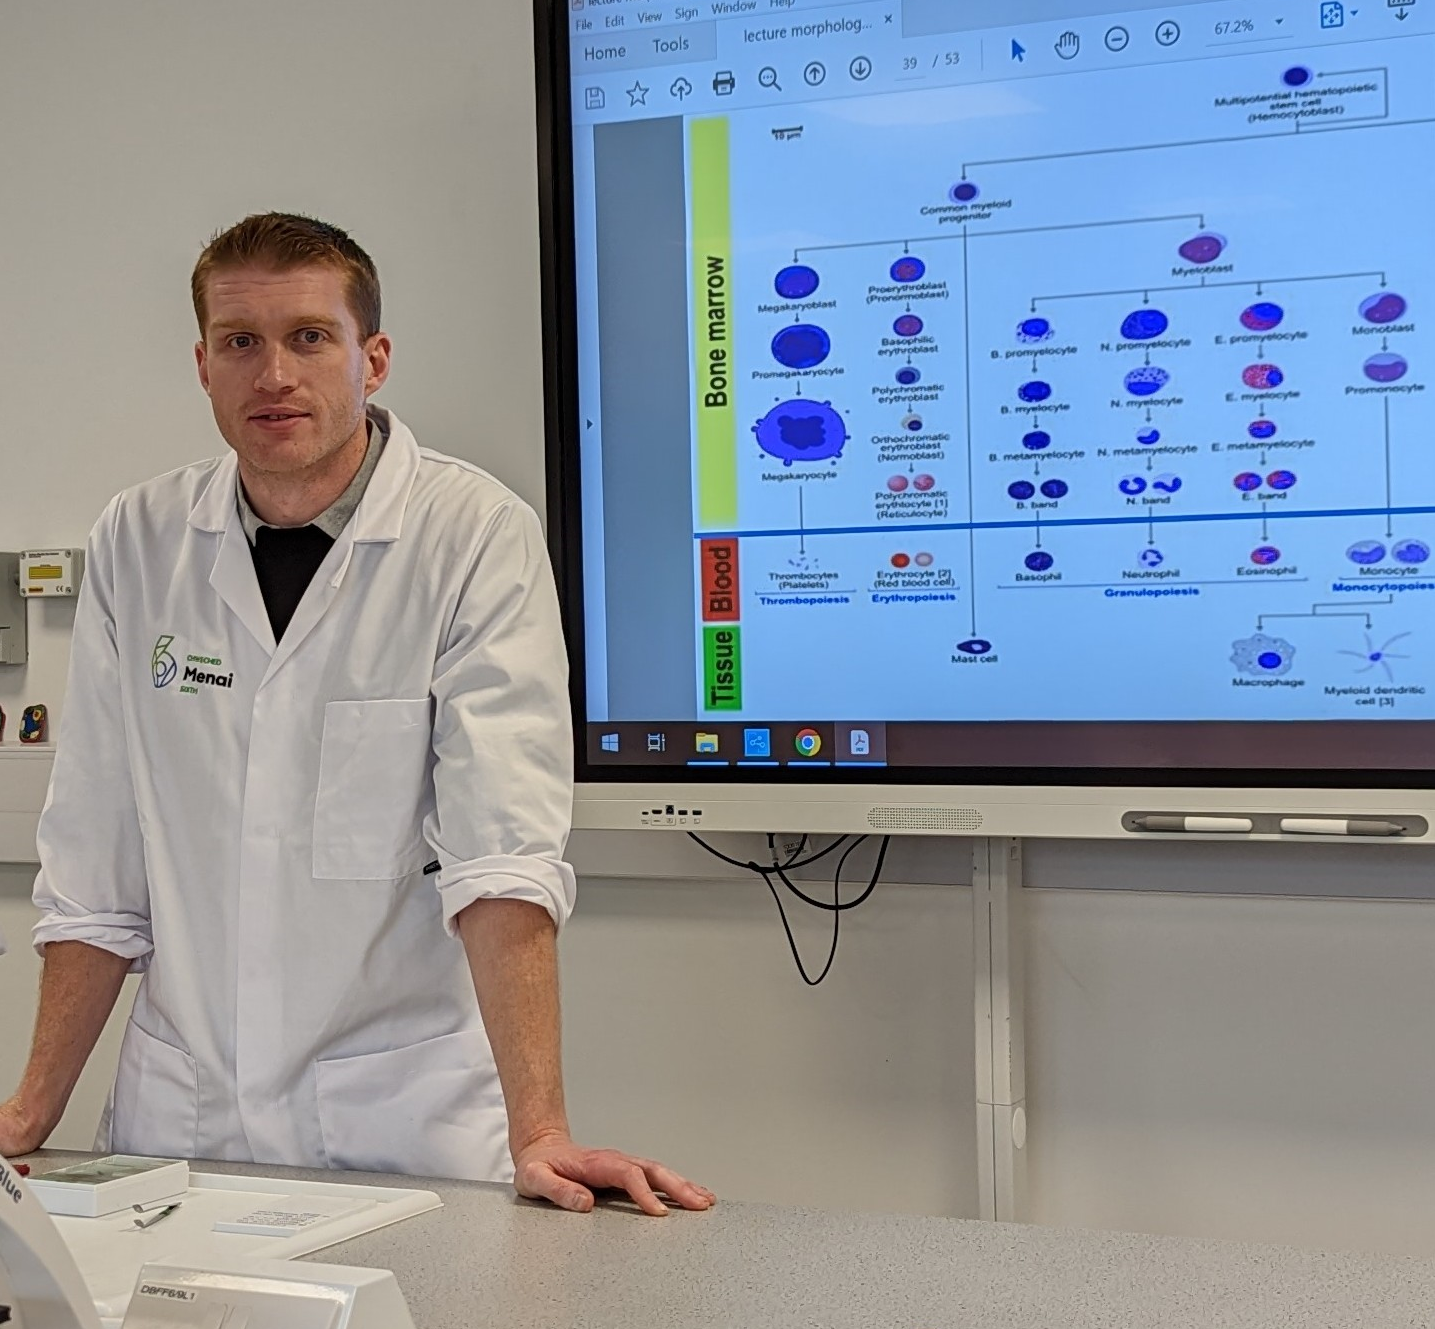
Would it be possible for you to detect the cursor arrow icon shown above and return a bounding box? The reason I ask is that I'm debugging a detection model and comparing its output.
[1011,39,1026,61]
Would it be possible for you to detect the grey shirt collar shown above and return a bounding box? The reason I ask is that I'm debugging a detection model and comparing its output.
[237,406,389,545]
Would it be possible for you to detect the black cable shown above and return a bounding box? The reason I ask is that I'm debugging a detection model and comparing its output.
[688,830,893,985]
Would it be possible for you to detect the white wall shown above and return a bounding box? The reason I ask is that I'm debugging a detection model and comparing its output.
[4,0,1435,1257]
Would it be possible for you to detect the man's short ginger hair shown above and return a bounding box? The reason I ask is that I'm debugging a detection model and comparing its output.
[191,212,381,341]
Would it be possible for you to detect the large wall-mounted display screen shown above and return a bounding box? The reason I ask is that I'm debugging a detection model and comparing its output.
[539,0,1435,789]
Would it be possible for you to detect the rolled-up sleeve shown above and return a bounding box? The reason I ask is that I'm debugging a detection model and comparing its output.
[425,497,577,935]
[32,498,154,968]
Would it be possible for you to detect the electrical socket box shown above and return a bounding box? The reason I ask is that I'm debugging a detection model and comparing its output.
[20,547,83,597]
[0,554,26,665]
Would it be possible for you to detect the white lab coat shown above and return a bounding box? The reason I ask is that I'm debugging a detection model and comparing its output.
[32,407,576,1181]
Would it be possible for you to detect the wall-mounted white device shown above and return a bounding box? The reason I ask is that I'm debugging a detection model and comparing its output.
[20,548,84,598]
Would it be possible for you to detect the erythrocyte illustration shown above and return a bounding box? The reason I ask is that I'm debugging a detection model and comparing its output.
[914,474,937,492]
[914,552,935,568]
[774,265,820,300]
[887,475,909,493]
[753,399,848,466]
[890,553,911,569]
[771,324,831,370]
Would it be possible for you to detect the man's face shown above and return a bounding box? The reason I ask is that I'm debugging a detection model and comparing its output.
[195,263,390,477]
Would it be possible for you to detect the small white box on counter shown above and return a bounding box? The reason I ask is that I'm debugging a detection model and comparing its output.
[28,1154,189,1217]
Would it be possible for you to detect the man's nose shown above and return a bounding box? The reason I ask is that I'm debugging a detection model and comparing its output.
[254,345,299,392]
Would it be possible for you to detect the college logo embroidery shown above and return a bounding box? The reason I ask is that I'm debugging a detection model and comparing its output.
[152,635,179,689]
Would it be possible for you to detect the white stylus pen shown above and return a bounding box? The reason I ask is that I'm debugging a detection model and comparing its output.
[1279,818,1405,837]
[1132,815,1254,833]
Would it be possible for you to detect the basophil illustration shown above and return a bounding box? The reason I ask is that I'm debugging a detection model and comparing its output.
[1025,551,1055,573]
[1241,302,1285,332]
[1121,308,1169,341]
[753,399,848,466]
[1364,354,1408,384]
[1125,366,1170,397]
[1230,633,1295,677]
[1359,292,1408,325]
[1179,232,1227,265]
[771,324,831,370]
[774,264,820,300]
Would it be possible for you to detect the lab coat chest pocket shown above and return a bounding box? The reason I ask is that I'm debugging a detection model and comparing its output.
[313,698,433,881]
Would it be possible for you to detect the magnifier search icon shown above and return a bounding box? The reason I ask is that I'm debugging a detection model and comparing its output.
[759,66,781,90]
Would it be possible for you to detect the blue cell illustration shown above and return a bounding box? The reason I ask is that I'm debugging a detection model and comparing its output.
[1119,474,1147,496]
[1284,66,1312,87]
[1180,232,1227,265]
[1040,479,1069,500]
[1394,539,1431,565]
[1019,380,1053,403]
[1121,308,1169,341]
[1231,632,1295,677]
[771,324,831,370]
[903,413,924,432]
[1018,317,1054,343]
[891,256,926,284]
[1249,419,1277,441]
[894,314,924,337]
[774,265,820,300]
[950,180,980,203]
[1267,470,1297,492]
[1023,430,1051,451]
[1347,540,1387,565]
[1125,366,1171,397]
[1137,428,1161,446]
[1234,472,1262,492]
[1140,548,1164,569]
[956,639,993,656]
[1025,551,1055,573]
[896,366,921,386]
[1360,292,1408,325]
[1153,473,1182,494]
[1251,546,1281,566]
[753,399,849,466]
[1008,480,1037,501]
[1243,364,1285,390]
[1241,302,1285,332]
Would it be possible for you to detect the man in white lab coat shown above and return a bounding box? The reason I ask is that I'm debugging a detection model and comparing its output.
[0,213,712,1217]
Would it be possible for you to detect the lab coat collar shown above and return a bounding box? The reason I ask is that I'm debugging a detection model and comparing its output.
[187,404,420,545]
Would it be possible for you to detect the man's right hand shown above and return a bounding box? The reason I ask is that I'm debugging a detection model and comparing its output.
[0,1097,47,1159]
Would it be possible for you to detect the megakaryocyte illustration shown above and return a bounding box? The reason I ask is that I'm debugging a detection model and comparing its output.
[753,399,848,466]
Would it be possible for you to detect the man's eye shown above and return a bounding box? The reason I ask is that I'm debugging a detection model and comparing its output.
[230,335,254,349]
[299,329,325,345]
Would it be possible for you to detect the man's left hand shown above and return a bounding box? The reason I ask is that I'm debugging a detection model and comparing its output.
[514,1132,715,1216]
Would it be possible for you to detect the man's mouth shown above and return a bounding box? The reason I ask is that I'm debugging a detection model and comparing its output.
[250,410,308,421]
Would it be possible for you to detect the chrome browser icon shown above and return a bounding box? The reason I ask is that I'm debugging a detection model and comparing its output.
[794,728,822,758]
